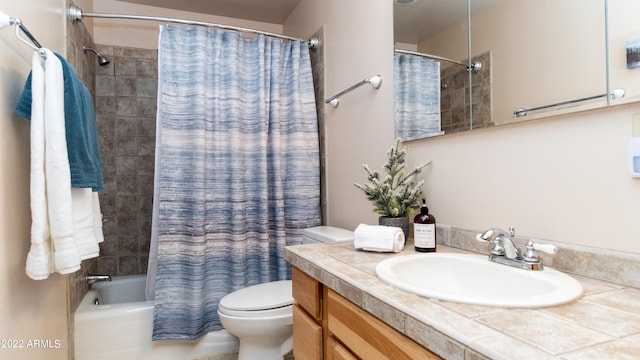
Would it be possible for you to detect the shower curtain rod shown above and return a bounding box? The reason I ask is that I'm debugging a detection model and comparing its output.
[67,4,318,49]
[395,49,481,73]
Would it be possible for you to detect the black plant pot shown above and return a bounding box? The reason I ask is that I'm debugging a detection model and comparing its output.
[378,216,410,240]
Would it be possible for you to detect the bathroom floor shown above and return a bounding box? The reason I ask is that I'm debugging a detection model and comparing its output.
[193,350,294,360]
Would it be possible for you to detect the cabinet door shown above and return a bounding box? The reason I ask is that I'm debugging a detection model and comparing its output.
[326,336,358,360]
[292,267,322,320]
[327,290,441,360]
[293,304,322,360]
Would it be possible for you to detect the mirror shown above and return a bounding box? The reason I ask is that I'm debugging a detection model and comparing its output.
[608,0,640,108]
[393,0,611,139]
[394,0,475,139]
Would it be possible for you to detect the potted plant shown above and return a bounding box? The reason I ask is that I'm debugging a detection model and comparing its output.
[354,138,431,238]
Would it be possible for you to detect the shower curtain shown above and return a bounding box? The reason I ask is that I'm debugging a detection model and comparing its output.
[394,53,442,140]
[148,25,321,340]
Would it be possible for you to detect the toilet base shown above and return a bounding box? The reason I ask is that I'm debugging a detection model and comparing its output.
[218,311,293,360]
[237,335,292,360]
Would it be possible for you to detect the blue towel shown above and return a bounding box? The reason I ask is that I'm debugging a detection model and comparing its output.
[16,53,104,192]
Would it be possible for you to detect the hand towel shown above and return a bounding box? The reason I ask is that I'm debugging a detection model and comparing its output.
[25,48,81,279]
[353,224,405,253]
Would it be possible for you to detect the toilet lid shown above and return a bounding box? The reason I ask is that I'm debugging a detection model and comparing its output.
[219,280,293,311]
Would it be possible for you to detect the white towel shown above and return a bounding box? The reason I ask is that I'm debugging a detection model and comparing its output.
[72,188,104,260]
[93,192,104,245]
[353,224,405,253]
[26,50,55,279]
[26,48,87,279]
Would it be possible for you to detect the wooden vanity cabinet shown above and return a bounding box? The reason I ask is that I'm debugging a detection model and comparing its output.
[327,290,440,359]
[292,267,323,360]
[292,267,441,360]
[293,304,323,360]
[326,335,358,360]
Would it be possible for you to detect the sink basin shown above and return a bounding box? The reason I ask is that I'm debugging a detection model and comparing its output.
[375,253,582,308]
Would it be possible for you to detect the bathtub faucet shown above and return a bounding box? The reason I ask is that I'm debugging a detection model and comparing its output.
[86,274,112,287]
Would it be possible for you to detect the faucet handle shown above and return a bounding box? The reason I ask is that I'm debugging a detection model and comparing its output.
[523,240,557,263]
[532,242,557,255]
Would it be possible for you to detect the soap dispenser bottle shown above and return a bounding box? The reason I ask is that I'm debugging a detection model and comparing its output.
[413,199,436,252]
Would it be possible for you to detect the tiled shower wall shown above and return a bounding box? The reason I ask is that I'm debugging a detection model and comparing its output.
[440,51,492,133]
[65,5,98,357]
[309,29,326,224]
[94,45,158,276]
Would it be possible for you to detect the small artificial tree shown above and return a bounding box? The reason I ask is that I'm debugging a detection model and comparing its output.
[354,138,431,218]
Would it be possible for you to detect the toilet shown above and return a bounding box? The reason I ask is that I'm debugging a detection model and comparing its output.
[218,226,353,360]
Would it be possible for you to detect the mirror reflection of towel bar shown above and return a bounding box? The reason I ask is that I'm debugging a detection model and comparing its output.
[514,88,626,118]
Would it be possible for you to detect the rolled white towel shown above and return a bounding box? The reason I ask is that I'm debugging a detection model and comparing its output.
[353,224,405,253]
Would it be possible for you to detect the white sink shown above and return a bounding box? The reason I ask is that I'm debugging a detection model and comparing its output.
[375,253,582,308]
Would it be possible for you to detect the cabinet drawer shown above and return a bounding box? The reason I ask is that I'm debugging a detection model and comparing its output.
[293,304,322,360]
[326,336,358,360]
[292,267,322,320]
[327,290,441,360]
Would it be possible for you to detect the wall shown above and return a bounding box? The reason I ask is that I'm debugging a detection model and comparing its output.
[284,0,396,230]
[91,0,284,49]
[0,1,69,359]
[407,102,640,254]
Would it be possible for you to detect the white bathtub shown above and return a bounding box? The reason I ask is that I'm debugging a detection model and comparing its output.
[75,275,239,360]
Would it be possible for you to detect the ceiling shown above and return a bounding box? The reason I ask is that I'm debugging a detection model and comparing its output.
[116,0,501,44]
[116,0,303,24]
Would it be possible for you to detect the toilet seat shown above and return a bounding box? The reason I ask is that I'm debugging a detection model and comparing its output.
[218,280,293,318]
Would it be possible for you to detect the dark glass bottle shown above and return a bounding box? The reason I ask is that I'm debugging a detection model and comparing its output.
[413,199,436,252]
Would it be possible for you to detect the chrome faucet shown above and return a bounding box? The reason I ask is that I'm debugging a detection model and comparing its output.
[86,274,112,286]
[476,227,557,271]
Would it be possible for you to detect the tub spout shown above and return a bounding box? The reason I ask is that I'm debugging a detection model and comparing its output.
[86,274,112,287]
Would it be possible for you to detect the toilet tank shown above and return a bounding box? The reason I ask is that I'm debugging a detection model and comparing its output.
[302,226,353,244]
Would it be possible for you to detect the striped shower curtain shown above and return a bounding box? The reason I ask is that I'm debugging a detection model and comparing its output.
[148,25,321,340]
[394,53,442,140]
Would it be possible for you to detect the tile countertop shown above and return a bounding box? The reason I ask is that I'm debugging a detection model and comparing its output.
[285,241,640,360]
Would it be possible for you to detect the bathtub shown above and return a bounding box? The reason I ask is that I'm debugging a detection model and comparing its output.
[75,275,239,360]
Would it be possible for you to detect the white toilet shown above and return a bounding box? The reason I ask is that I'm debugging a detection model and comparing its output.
[217,226,353,360]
